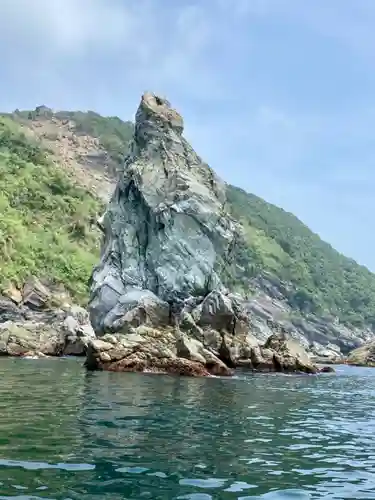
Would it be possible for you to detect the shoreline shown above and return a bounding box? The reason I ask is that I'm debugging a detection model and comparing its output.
[6,351,338,377]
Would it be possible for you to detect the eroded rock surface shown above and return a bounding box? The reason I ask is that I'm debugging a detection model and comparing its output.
[87,93,321,377]
[85,328,233,377]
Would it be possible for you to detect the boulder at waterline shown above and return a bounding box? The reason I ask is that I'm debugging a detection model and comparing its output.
[237,332,319,374]
[347,341,375,367]
[0,305,95,358]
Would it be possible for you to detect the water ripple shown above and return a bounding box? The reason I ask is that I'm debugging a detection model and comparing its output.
[1,360,375,498]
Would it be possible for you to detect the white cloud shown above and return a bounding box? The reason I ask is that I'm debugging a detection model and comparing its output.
[0,0,238,105]
[2,0,375,267]
[1,0,136,54]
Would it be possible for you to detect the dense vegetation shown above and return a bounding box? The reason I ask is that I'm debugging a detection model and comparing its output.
[225,185,375,328]
[3,107,375,330]
[0,116,103,302]
[55,110,133,170]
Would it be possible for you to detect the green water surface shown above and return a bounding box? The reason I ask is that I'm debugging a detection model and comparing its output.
[0,359,374,499]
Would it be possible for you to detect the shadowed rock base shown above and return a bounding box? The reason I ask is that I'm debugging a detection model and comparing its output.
[0,277,96,358]
[86,355,232,377]
[84,329,234,377]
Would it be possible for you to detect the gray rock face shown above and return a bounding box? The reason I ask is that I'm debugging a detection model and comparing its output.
[239,285,373,358]
[89,92,237,335]
[0,304,95,357]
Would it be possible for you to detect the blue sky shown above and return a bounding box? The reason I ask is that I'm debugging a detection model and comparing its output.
[1,0,375,269]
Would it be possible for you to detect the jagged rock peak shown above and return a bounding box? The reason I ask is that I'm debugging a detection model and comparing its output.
[88,92,237,335]
[135,92,184,136]
[85,92,325,377]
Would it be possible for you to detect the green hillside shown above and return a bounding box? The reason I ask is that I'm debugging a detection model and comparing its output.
[225,185,375,328]
[0,116,103,302]
[1,107,375,331]
[54,109,133,173]
[13,106,134,176]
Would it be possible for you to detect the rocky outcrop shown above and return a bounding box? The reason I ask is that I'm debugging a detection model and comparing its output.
[85,328,233,377]
[0,277,95,358]
[87,93,322,377]
[261,333,317,373]
[16,108,118,201]
[347,341,375,367]
[85,329,321,376]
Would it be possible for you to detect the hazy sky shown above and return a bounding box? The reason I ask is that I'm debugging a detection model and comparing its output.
[1,0,375,269]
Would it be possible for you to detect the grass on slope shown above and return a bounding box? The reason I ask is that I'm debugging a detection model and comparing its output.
[6,107,375,329]
[55,110,134,171]
[226,185,375,328]
[0,116,103,302]
[16,106,134,173]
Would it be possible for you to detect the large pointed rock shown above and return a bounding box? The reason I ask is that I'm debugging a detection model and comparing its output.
[86,93,321,377]
[88,93,236,336]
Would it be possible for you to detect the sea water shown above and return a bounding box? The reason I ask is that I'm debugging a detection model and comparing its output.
[0,359,374,499]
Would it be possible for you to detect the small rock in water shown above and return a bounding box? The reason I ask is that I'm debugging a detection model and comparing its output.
[319,366,335,373]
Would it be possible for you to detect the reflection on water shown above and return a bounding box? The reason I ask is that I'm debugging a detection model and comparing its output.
[0,359,375,498]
